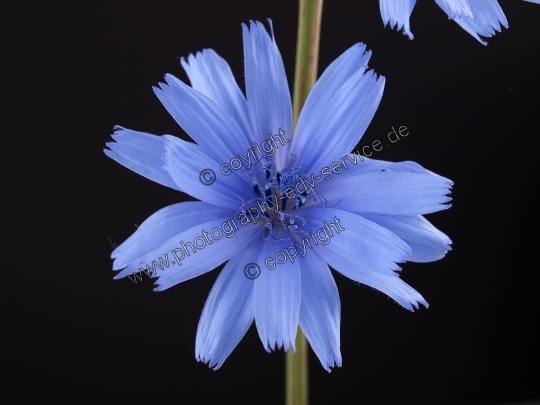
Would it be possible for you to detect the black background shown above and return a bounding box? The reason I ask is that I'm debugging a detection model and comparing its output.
[4,1,540,404]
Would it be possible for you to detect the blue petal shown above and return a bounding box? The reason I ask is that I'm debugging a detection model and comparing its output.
[292,43,371,165]
[523,0,540,4]
[309,155,395,185]
[435,0,508,45]
[242,20,292,169]
[284,154,392,199]
[153,74,251,163]
[326,250,428,311]
[298,250,342,371]
[295,43,371,140]
[379,0,417,39]
[104,126,179,190]
[180,49,253,142]
[314,165,452,216]
[162,135,252,209]
[291,60,384,176]
[301,209,426,310]
[151,220,260,291]
[359,214,453,263]
[436,0,473,19]
[254,238,301,352]
[308,156,439,180]
[112,201,237,271]
[195,244,258,370]
[301,208,411,276]
[386,160,442,175]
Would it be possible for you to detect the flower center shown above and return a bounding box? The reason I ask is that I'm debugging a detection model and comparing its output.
[235,153,330,241]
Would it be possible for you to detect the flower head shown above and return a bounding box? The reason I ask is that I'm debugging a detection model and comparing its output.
[105,20,453,370]
[379,0,508,45]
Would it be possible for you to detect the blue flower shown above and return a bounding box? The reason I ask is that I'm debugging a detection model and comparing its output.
[379,0,508,44]
[105,21,453,371]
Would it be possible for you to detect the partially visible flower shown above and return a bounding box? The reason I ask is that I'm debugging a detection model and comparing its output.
[523,0,540,4]
[105,21,453,370]
[379,0,508,45]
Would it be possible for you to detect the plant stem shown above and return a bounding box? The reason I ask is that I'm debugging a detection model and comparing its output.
[291,0,324,132]
[286,328,310,405]
[286,1,323,405]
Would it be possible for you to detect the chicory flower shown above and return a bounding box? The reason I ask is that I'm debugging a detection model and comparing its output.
[105,21,452,370]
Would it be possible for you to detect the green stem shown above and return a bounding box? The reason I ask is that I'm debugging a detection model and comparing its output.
[286,328,310,405]
[286,1,323,405]
[291,0,324,133]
